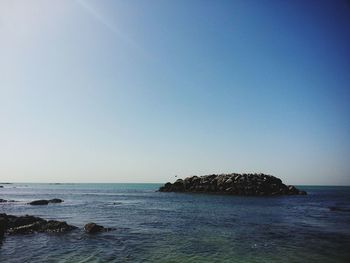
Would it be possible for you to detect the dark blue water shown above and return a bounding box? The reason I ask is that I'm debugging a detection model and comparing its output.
[1,184,350,262]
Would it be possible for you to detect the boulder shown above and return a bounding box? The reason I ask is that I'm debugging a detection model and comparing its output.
[158,173,307,196]
[170,179,185,192]
[159,182,172,192]
[225,178,233,185]
[84,222,113,234]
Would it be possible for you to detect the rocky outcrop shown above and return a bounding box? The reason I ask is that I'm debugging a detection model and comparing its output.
[28,199,64,205]
[0,214,114,240]
[84,222,114,234]
[0,213,77,235]
[159,173,307,196]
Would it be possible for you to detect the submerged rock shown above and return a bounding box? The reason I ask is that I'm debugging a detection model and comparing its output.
[48,198,63,203]
[29,200,49,205]
[159,173,307,196]
[84,222,114,234]
[0,213,77,235]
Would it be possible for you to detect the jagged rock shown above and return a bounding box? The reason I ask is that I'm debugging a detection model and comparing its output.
[84,222,113,234]
[158,173,307,196]
[0,213,77,235]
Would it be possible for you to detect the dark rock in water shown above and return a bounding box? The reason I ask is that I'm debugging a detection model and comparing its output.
[0,199,17,203]
[8,222,43,234]
[6,214,43,228]
[28,199,63,205]
[48,198,63,203]
[0,213,77,235]
[8,220,76,234]
[39,220,76,233]
[84,222,114,234]
[159,173,307,196]
[84,223,104,233]
[29,200,49,205]
[0,186,3,188]
[0,217,6,238]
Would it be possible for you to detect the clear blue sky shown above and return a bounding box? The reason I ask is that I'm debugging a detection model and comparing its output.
[0,0,349,184]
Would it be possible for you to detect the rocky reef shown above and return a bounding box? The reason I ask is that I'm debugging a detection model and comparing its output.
[0,213,115,241]
[0,213,77,237]
[159,173,306,196]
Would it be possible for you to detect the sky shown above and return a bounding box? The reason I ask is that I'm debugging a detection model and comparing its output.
[0,0,349,184]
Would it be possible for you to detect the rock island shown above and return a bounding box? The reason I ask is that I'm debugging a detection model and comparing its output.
[159,173,306,196]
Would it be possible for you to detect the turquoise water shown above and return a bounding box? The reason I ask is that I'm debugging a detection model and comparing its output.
[0,184,350,262]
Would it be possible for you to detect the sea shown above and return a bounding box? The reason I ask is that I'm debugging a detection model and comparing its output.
[0,183,349,263]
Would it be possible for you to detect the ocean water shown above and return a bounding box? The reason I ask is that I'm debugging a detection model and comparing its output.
[0,184,350,263]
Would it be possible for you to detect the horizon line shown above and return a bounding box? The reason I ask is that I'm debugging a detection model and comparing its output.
[1,182,350,187]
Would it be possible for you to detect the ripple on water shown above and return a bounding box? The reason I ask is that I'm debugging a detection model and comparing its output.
[0,185,350,262]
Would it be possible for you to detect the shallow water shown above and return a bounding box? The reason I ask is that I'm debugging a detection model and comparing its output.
[1,184,350,262]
